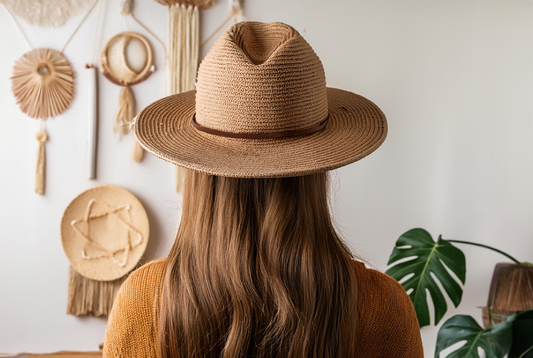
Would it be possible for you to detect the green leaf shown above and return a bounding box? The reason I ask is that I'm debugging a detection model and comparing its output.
[386,228,466,327]
[509,310,533,358]
[435,314,515,358]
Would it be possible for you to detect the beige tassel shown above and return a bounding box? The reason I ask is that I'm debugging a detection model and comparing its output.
[35,128,48,195]
[176,166,188,192]
[132,139,144,162]
[67,266,125,317]
[115,86,135,139]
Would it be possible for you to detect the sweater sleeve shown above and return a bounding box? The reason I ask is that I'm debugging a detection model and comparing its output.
[103,258,166,358]
[354,262,424,358]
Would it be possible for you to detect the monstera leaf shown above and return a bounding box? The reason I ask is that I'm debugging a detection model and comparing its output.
[509,310,533,358]
[435,314,515,358]
[386,228,466,327]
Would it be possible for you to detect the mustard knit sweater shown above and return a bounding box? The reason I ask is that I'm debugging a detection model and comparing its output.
[103,258,424,357]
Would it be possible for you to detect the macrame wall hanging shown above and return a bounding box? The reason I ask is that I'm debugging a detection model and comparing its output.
[61,184,149,317]
[0,0,96,27]
[99,0,162,163]
[154,0,243,191]
[101,32,155,162]
[2,0,100,195]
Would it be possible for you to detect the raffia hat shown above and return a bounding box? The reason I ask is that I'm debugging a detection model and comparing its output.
[60,185,149,281]
[134,21,387,178]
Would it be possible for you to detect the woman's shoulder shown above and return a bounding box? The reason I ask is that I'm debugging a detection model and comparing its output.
[128,257,168,283]
[114,257,168,305]
[351,260,424,357]
[103,258,168,357]
[352,260,412,305]
[113,257,168,318]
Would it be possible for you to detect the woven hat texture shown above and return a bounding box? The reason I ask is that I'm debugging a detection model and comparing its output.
[60,185,149,281]
[134,21,387,177]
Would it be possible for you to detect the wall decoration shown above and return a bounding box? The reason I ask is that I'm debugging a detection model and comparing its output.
[11,49,74,194]
[101,32,155,163]
[60,184,150,317]
[86,63,99,180]
[154,0,243,191]
[11,49,74,119]
[0,0,95,27]
[85,0,106,180]
[2,0,99,195]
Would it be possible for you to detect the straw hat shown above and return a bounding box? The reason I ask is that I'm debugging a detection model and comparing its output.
[60,185,149,281]
[134,21,387,178]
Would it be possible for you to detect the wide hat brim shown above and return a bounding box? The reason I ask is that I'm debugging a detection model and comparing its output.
[134,87,387,178]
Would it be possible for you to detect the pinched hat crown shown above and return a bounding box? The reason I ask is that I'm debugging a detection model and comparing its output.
[195,21,328,134]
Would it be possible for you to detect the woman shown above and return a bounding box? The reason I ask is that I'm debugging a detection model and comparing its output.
[104,21,423,357]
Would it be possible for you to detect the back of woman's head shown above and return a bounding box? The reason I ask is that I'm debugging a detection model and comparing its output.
[158,170,358,358]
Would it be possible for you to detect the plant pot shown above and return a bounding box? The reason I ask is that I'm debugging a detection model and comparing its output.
[482,262,533,328]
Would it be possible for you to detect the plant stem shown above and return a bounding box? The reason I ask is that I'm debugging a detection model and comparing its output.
[447,240,522,265]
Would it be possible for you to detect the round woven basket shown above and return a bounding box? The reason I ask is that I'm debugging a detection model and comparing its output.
[60,185,149,281]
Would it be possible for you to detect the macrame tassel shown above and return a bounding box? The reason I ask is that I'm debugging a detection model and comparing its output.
[35,128,48,195]
[176,166,188,192]
[115,86,135,139]
[67,266,125,317]
[132,138,144,162]
[169,4,198,192]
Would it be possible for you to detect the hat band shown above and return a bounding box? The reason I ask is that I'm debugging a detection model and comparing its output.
[192,114,329,139]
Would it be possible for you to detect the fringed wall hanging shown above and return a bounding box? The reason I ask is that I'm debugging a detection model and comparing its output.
[0,0,95,27]
[100,31,155,162]
[60,184,149,317]
[2,0,100,195]
[154,0,243,192]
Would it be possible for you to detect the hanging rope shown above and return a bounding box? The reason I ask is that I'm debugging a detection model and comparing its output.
[3,0,100,54]
[1,4,32,49]
[120,0,167,60]
[61,0,99,53]
[200,0,242,49]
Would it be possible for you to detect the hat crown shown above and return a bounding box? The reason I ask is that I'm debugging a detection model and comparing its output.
[195,21,328,134]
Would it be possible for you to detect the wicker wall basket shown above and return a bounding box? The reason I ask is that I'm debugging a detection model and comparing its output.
[482,262,533,327]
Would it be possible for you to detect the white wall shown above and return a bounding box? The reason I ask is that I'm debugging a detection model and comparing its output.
[1,0,532,355]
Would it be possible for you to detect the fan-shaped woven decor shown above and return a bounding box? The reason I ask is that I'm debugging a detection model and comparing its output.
[0,0,95,27]
[154,0,216,11]
[11,48,74,120]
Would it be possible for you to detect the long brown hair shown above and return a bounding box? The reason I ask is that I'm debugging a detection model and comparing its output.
[158,170,358,357]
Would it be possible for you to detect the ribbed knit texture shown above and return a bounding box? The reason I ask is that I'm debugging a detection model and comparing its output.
[103,258,424,357]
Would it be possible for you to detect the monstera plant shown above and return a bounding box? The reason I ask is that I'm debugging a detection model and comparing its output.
[386,228,533,358]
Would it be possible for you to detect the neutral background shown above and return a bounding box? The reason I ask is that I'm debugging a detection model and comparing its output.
[1,0,532,356]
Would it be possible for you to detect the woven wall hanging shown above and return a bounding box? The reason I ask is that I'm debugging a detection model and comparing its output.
[2,0,100,195]
[0,0,95,27]
[61,184,149,317]
[154,0,243,191]
[101,31,155,162]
